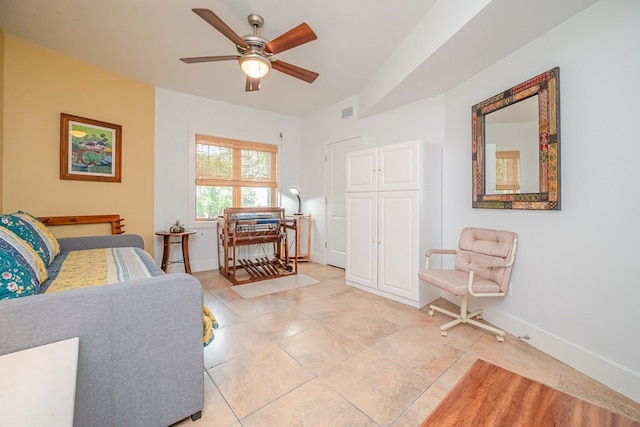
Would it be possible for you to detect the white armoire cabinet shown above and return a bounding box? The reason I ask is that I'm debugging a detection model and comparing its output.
[345,139,442,308]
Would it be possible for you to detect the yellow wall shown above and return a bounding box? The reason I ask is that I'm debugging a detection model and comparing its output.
[0,28,5,212]
[2,35,155,253]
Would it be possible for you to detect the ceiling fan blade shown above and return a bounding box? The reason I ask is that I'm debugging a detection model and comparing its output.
[272,60,319,83]
[180,55,239,64]
[192,8,248,49]
[245,76,261,92]
[265,23,317,54]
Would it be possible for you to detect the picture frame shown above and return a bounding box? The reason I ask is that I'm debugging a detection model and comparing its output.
[60,113,122,182]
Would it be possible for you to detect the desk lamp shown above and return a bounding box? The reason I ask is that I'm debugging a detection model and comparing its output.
[289,187,302,215]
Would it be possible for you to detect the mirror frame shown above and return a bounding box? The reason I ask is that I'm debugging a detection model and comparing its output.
[472,67,560,210]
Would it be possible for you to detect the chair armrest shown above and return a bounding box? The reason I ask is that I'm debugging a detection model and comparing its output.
[467,260,510,297]
[425,248,457,257]
[424,249,457,269]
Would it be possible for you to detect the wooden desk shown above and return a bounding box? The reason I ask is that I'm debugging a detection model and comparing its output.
[421,359,639,427]
[0,337,79,426]
[156,230,197,274]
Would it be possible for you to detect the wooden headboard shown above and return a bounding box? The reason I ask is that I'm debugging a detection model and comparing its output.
[37,214,125,235]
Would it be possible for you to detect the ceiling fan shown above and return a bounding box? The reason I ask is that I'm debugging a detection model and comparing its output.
[180,8,319,92]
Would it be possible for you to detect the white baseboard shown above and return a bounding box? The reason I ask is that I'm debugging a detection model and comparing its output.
[437,294,640,402]
[489,310,640,403]
[186,259,217,273]
[310,251,324,265]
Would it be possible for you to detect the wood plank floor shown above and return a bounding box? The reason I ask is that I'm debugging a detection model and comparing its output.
[421,359,640,427]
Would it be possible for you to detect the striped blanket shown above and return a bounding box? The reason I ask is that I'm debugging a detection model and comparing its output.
[44,247,216,346]
[45,247,154,293]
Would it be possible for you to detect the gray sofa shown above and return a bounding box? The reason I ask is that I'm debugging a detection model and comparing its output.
[0,234,204,426]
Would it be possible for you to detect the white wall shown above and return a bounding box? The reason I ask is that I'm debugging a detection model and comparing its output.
[443,0,640,400]
[301,95,445,261]
[300,0,640,402]
[154,88,301,272]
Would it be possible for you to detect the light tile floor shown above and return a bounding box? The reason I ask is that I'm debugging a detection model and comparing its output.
[174,263,640,426]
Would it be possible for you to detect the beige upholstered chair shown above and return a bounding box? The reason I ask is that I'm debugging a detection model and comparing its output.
[418,227,518,341]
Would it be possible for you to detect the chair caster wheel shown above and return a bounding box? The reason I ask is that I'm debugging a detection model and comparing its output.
[428,309,435,316]
[440,330,447,337]
[496,335,505,342]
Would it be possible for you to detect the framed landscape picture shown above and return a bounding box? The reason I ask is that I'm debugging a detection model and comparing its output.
[60,113,122,182]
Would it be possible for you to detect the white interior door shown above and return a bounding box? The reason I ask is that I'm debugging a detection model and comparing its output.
[325,136,362,268]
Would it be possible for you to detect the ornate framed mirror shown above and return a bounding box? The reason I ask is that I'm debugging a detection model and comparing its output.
[472,67,560,210]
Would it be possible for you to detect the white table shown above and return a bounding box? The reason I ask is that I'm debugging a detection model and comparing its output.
[0,337,79,426]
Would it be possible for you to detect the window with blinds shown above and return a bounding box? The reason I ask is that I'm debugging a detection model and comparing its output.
[495,150,520,193]
[195,134,277,220]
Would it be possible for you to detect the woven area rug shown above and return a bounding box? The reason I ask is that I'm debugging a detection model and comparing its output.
[231,274,319,298]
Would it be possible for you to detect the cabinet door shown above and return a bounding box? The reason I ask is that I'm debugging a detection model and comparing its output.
[377,191,418,300]
[345,193,377,289]
[346,148,377,192]
[378,140,419,191]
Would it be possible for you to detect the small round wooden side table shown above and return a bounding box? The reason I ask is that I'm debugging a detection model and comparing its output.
[155,230,197,274]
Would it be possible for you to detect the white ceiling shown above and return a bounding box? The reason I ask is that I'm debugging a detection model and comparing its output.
[0,0,598,117]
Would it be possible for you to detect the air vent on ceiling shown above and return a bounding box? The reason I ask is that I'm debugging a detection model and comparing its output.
[341,106,353,119]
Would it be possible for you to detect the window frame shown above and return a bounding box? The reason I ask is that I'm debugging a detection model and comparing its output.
[495,150,521,193]
[188,133,278,228]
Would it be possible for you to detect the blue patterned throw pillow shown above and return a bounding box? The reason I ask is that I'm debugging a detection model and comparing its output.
[0,228,47,299]
[0,211,60,266]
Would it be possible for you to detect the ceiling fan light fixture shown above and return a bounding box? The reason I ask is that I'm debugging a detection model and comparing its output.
[239,53,270,78]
